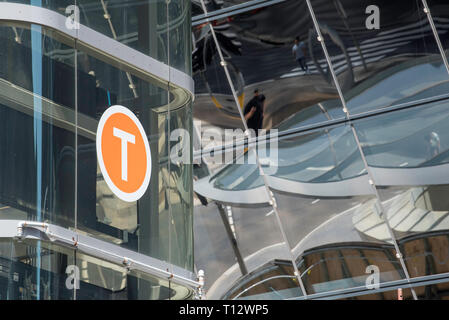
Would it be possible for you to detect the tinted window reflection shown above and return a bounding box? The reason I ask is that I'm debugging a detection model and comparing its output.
[354,99,449,168]
[377,186,449,280]
[310,0,449,114]
[0,25,76,228]
[192,0,346,134]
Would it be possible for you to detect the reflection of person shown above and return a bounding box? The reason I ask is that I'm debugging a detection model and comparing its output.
[292,36,309,73]
[426,131,441,158]
[244,90,265,136]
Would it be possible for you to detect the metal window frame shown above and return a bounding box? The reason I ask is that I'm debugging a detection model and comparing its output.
[0,220,200,290]
[0,2,194,100]
[287,271,449,300]
[192,0,286,27]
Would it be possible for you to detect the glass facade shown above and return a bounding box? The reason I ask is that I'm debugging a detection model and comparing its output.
[0,1,195,299]
[192,0,449,300]
[2,0,449,301]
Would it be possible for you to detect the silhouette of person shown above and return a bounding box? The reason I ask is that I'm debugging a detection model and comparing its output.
[292,36,309,74]
[244,90,265,137]
[426,131,441,158]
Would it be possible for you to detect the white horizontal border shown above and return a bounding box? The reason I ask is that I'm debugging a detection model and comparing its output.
[0,2,194,97]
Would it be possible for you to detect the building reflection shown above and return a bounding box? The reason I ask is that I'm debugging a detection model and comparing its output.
[192,0,449,300]
[222,229,449,300]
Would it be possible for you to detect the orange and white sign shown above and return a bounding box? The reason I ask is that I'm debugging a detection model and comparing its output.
[96,105,151,202]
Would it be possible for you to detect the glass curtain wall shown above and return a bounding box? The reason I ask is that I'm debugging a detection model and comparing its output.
[192,0,449,300]
[0,0,194,300]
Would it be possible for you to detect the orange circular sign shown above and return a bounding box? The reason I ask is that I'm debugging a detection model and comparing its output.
[96,105,151,202]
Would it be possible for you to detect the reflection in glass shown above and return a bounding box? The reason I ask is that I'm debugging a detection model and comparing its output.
[192,0,346,133]
[0,240,75,300]
[354,100,449,168]
[210,124,366,192]
[377,186,449,280]
[0,24,76,228]
[310,0,449,114]
[75,46,194,273]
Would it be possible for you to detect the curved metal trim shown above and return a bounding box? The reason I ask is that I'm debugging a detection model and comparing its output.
[267,174,374,197]
[0,220,199,290]
[0,3,194,99]
[196,162,449,205]
[372,163,449,186]
[194,174,374,205]
[194,177,270,205]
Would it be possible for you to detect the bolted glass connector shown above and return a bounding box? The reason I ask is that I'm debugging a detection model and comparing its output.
[220,60,227,67]
[270,197,277,208]
[103,13,111,19]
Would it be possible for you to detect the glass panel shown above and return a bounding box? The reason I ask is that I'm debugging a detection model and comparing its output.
[75,38,193,271]
[376,186,449,279]
[427,0,449,60]
[210,123,366,191]
[193,201,243,297]
[225,260,299,300]
[270,126,407,295]
[192,0,346,135]
[223,204,300,298]
[194,141,301,298]
[168,0,192,74]
[355,96,449,280]
[3,0,74,12]
[211,149,262,191]
[73,251,192,300]
[309,0,449,115]
[0,239,75,300]
[3,1,174,68]
[78,0,169,65]
[355,100,449,168]
[354,99,449,168]
[339,284,449,300]
[0,24,76,228]
[167,101,194,272]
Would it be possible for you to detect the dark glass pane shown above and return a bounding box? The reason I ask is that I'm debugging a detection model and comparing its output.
[0,24,76,228]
